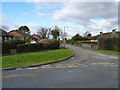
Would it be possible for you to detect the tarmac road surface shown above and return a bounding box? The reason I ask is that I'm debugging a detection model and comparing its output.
[2,44,118,88]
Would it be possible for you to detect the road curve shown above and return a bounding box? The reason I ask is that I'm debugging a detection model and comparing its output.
[2,44,118,88]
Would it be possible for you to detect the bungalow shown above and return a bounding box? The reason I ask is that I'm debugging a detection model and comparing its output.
[9,30,30,40]
[0,29,13,41]
[31,34,41,41]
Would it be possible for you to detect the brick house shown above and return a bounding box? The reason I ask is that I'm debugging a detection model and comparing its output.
[0,29,13,41]
[9,30,30,40]
[31,34,41,41]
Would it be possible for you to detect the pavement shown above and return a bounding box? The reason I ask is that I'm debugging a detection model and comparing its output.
[2,44,119,88]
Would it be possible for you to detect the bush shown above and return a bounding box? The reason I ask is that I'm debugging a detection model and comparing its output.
[17,39,60,53]
[39,39,60,49]
[81,41,97,45]
[66,39,75,45]
[17,43,43,53]
[98,37,120,52]
[2,42,10,54]
[6,39,25,49]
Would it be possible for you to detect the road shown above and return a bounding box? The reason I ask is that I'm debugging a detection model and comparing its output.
[2,44,118,88]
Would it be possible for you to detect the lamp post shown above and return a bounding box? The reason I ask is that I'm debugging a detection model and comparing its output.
[63,26,68,48]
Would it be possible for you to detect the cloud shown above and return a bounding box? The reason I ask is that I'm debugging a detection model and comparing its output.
[0,14,40,34]
[0,14,20,31]
[53,2,118,25]
[23,23,40,34]
[85,18,118,32]
[37,12,53,17]
[52,2,118,37]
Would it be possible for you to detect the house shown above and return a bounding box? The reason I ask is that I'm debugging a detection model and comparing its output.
[9,30,30,40]
[31,34,41,42]
[0,29,13,41]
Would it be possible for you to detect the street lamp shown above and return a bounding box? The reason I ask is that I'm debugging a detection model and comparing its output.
[63,26,68,48]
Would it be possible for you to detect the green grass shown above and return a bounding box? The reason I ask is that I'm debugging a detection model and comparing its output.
[2,49,73,68]
[95,50,120,55]
[11,49,16,53]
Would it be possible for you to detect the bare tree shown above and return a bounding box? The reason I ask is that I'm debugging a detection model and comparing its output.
[37,27,51,39]
[1,25,9,31]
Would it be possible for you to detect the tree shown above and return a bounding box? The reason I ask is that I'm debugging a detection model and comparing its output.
[51,26,60,39]
[18,26,31,34]
[37,27,51,39]
[83,31,90,37]
[0,25,9,31]
[72,34,83,42]
[25,36,31,44]
[87,33,92,37]
[83,31,92,40]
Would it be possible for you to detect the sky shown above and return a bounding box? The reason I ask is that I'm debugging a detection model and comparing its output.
[0,0,119,38]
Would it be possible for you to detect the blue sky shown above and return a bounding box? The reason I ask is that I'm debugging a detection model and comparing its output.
[1,2,118,38]
[2,2,58,25]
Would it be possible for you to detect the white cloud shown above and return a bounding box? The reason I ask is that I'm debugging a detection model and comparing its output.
[53,2,118,25]
[23,23,39,34]
[52,2,118,37]
[85,18,118,32]
[37,12,53,17]
[0,14,40,34]
[0,14,19,31]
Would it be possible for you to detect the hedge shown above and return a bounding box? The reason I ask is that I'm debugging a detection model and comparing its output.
[17,43,43,53]
[81,41,97,45]
[2,42,11,54]
[17,39,60,53]
[6,39,25,49]
[98,37,120,52]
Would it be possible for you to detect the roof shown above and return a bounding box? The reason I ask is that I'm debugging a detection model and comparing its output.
[0,29,13,37]
[9,30,30,37]
[97,31,120,39]
[31,34,41,40]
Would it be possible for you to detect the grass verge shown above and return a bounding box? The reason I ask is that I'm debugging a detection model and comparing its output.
[2,49,73,68]
[95,50,120,55]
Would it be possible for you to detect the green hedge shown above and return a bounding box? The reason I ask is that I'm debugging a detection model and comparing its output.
[17,43,43,53]
[98,37,120,52]
[17,39,60,53]
[81,41,97,45]
[66,40,75,45]
[2,42,11,54]
[6,39,25,49]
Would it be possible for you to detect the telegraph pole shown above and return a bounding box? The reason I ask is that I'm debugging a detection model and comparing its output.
[63,26,68,48]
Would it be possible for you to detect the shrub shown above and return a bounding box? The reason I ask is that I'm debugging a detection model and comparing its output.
[39,39,60,49]
[2,42,10,54]
[98,37,120,52]
[17,43,43,53]
[17,39,60,53]
[6,39,25,49]
[81,41,97,45]
[25,36,31,44]
[66,39,75,45]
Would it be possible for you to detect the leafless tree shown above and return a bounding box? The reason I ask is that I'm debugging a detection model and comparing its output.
[0,25,9,31]
[37,27,51,39]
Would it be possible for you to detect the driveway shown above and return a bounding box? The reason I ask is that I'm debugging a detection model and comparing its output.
[2,44,118,88]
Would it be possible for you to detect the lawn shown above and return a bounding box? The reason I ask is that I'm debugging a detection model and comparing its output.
[2,49,73,68]
[95,50,120,55]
